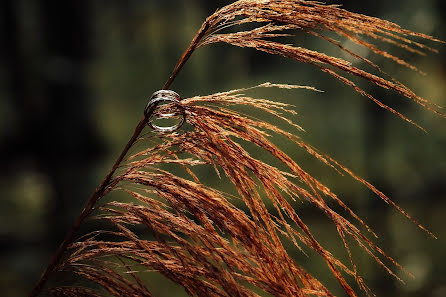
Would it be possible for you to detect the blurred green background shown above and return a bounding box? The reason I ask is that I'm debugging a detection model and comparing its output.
[1,0,445,296]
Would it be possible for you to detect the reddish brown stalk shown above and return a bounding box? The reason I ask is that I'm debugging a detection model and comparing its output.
[28,19,210,297]
[28,117,148,297]
[163,19,211,90]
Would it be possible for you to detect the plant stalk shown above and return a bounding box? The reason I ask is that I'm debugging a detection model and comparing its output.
[163,19,210,89]
[29,18,211,297]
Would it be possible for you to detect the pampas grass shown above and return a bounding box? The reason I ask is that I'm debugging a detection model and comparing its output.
[30,1,443,296]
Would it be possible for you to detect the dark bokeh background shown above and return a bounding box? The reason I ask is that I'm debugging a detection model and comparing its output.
[1,1,445,296]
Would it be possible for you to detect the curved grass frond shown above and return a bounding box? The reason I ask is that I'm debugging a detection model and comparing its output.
[54,82,430,296]
[34,1,444,297]
[198,0,444,130]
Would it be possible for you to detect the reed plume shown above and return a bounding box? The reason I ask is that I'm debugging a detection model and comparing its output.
[30,1,443,296]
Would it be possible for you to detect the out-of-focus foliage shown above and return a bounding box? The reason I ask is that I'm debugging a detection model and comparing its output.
[0,1,445,296]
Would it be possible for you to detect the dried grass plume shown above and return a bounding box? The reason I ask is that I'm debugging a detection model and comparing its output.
[30,1,443,297]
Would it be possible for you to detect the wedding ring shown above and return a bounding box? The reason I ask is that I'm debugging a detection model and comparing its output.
[144,90,186,133]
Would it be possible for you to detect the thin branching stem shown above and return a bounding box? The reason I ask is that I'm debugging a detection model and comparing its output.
[28,117,147,297]
[28,19,210,297]
[163,19,210,90]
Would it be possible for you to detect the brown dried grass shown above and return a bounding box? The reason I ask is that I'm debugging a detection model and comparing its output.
[41,1,444,297]
[198,0,444,130]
